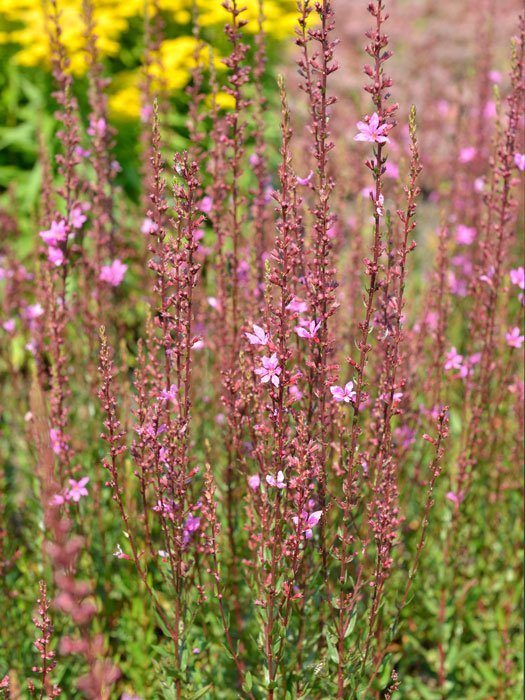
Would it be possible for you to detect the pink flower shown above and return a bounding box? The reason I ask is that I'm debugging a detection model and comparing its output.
[140,104,153,123]
[444,347,463,371]
[266,470,286,488]
[330,382,356,404]
[40,220,67,246]
[514,153,525,171]
[160,384,178,402]
[505,327,524,349]
[286,297,308,313]
[384,161,399,178]
[207,296,220,310]
[455,225,476,245]
[459,147,476,163]
[2,318,15,333]
[248,474,261,490]
[99,259,127,287]
[446,491,465,509]
[87,117,107,137]
[354,112,391,144]
[113,544,131,560]
[489,70,502,83]
[510,267,525,290]
[183,514,201,545]
[24,303,44,320]
[66,477,89,502]
[295,319,321,341]
[50,493,66,507]
[70,206,87,229]
[47,246,65,267]
[200,196,213,213]
[292,510,322,540]
[141,217,158,235]
[296,170,314,186]
[255,353,281,386]
[289,384,303,401]
[49,428,63,454]
[245,324,269,346]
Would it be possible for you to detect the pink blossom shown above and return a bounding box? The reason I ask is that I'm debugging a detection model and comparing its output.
[296,170,314,186]
[483,100,497,119]
[354,112,391,144]
[49,428,63,454]
[289,384,303,401]
[488,70,502,83]
[140,104,153,123]
[75,146,91,158]
[70,206,87,229]
[255,353,281,386]
[160,384,178,402]
[510,267,525,290]
[183,514,201,545]
[505,327,524,349]
[459,147,476,163]
[2,318,15,333]
[444,347,463,371]
[47,246,65,267]
[50,493,66,507]
[99,259,127,287]
[292,510,322,539]
[514,153,525,171]
[245,324,269,346]
[266,470,286,488]
[66,477,89,502]
[455,225,476,245]
[113,544,131,560]
[286,297,308,313]
[141,217,158,235]
[207,296,220,310]
[87,117,107,137]
[24,303,44,320]
[248,474,261,490]
[40,220,67,246]
[330,382,356,404]
[446,491,465,509]
[384,161,399,178]
[295,319,321,341]
[200,196,213,213]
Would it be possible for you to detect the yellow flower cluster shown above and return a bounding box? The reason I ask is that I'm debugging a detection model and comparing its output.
[0,0,299,118]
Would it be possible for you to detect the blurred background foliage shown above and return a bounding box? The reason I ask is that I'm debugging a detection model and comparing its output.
[0,0,296,225]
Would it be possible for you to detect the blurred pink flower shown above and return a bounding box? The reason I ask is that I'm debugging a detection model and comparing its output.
[455,225,476,245]
[505,327,524,349]
[248,474,261,490]
[510,267,524,289]
[47,246,65,267]
[100,259,127,287]
[459,147,476,163]
[40,220,67,247]
[514,153,525,171]
[141,217,158,235]
[297,170,314,186]
[444,347,463,371]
